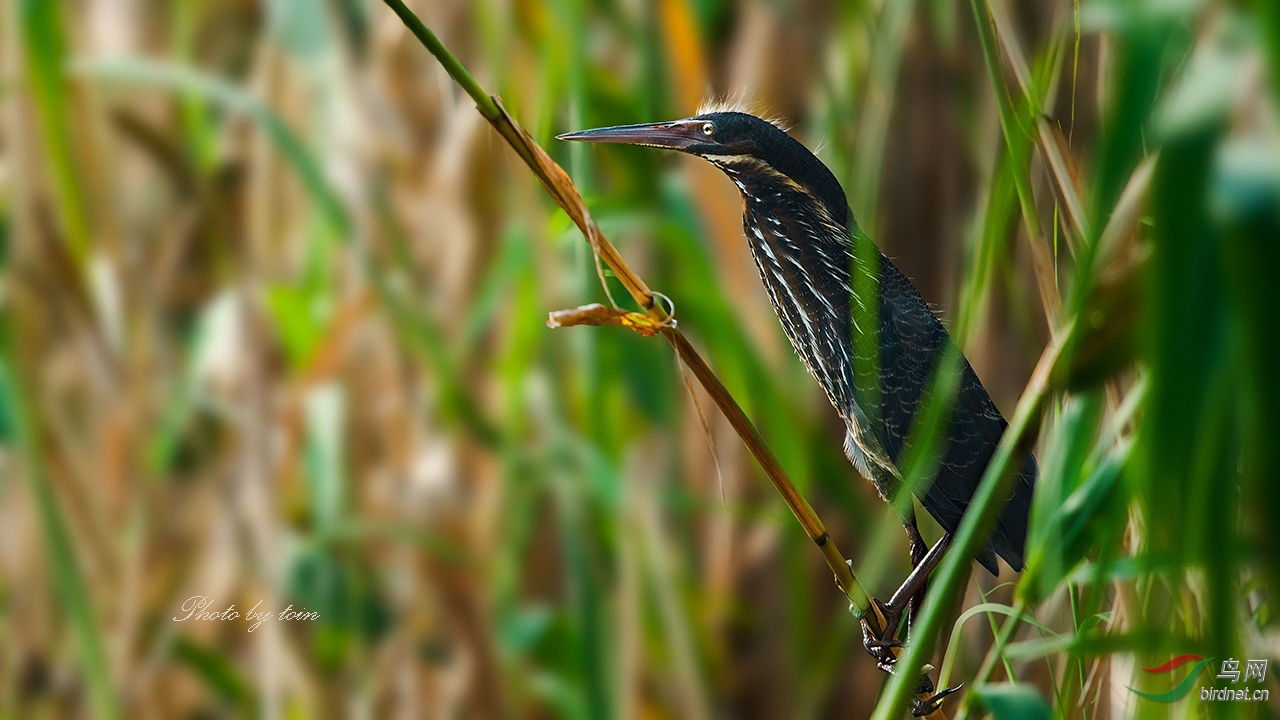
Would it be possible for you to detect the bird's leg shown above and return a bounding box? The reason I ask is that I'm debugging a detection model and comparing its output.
[885,532,953,640]
[862,510,928,669]
[903,519,931,632]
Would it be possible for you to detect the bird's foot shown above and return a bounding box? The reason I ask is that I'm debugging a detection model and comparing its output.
[863,639,902,674]
[861,598,906,671]
[910,683,964,717]
[861,597,960,716]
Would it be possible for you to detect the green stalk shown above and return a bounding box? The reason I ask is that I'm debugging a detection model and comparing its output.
[871,326,1067,720]
[18,0,89,258]
[382,0,500,120]
[0,322,118,719]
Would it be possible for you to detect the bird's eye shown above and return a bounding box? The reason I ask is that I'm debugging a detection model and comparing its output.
[701,122,715,136]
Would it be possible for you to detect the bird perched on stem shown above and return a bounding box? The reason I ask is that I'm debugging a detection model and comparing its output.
[559,108,1037,711]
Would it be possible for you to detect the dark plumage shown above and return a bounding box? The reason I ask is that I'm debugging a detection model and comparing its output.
[559,110,1037,576]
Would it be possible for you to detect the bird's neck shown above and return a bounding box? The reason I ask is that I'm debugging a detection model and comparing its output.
[730,170,862,419]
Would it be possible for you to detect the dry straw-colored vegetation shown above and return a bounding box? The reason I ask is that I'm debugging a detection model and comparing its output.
[0,0,1277,719]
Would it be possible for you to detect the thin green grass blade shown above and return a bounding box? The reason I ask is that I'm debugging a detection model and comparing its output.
[303,385,347,537]
[171,636,256,717]
[970,683,1051,720]
[0,321,118,719]
[1258,0,1280,106]
[851,0,919,227]
[1214,137,1280,600]
[938,602,1059,690]
[73,56,351,235]
[19,0,89,257]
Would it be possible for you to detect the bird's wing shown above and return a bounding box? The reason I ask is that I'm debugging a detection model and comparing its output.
[860,252,1036,573]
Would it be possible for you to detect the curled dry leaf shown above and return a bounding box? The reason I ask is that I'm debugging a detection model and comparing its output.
[546,304,663,337]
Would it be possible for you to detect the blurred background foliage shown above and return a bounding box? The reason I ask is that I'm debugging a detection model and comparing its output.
[0,0,1277,718]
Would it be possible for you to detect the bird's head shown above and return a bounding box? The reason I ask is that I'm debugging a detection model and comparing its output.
[558,111,850,229]
[557,111,763,156]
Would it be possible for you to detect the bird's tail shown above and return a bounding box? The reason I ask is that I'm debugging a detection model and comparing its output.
[989,453,1039,573]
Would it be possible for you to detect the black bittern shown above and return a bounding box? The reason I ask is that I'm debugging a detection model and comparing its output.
[559,109,1037,686]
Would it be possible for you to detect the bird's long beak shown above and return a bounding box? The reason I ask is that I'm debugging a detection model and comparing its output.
[556,119,703,150]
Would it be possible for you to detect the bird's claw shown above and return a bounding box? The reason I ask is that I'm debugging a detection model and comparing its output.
[861,598,904,670]
[862,638,902,674]
[861,598,960,715]
[910,683,963,717]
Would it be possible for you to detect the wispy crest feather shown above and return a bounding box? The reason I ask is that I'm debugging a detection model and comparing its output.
[697,94,792,132]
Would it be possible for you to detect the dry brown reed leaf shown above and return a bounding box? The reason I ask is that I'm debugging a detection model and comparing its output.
[546,304,662,337]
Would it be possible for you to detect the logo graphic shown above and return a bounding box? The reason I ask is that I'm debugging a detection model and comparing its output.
[1127,654,1214,703]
